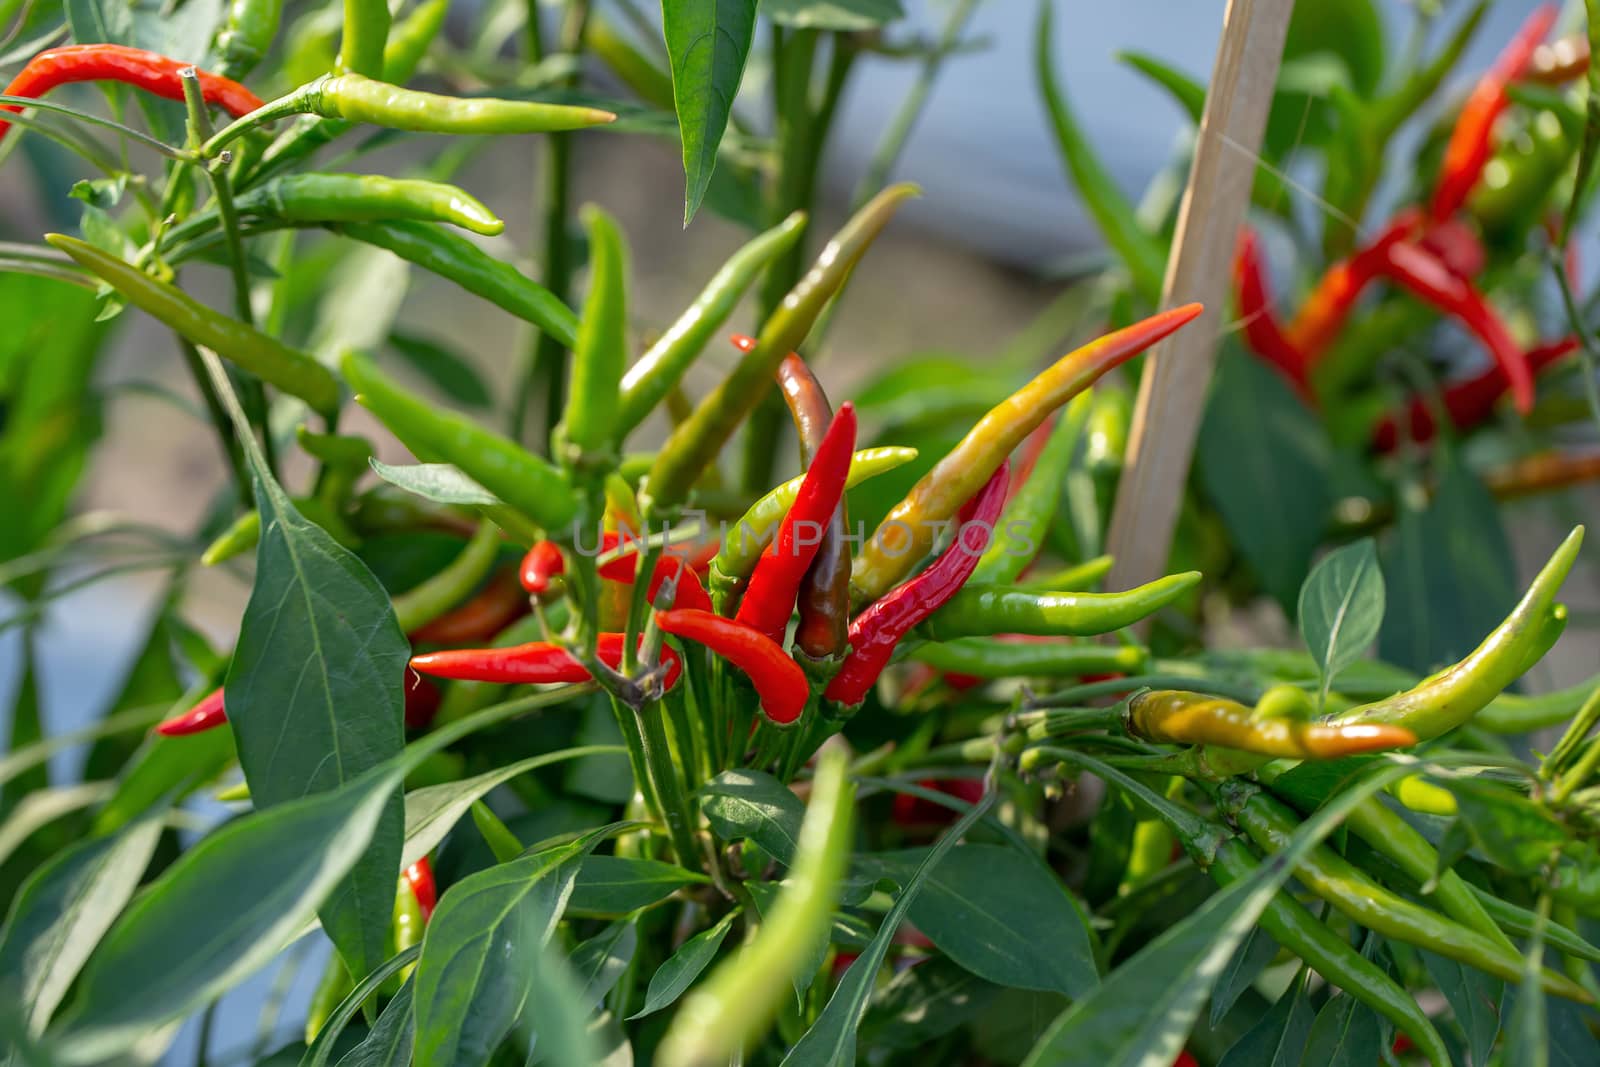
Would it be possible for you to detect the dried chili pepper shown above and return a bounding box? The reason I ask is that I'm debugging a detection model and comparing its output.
[1125,690,1417,759]
[1377,240,1535,413]
[655,609,808,725]
[1371,336,1576,450]
[0,45,264,143]
[1431,4,1558,221]
[826,462,1010,707]
[854,306,1201,603]
[409,633,682,689]
[1233,228,1310,390]
[735,403,856,644]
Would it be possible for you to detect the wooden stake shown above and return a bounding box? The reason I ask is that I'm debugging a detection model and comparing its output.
[1105,0,1295,599]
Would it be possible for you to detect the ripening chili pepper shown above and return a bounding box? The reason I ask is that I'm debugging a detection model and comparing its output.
[615,214,809,439]
[911,636,1148,680]
[1326,525,1582,739]
[156,687,227,737]
[853,305,1202,604]
[410,633,683,689]
[1378,240,1535,413]
[342,350,581,533]
[922,572,1202,641]
[642,184,918,515]
[46,235,342,416]
[710,447,919,596]
[1283,212,1417,362]
[735,403,856,644]
[1126,690,1417,759]
[235,173,505,235]
[774,351,852,664]
[971,394,1091,586]
[408,573,530,645]
[0,45,264,144]
[1431,4,1558,221]
[333,221,577,349]
[1487,447,1600,499]
[391,522,505,636]
[215,0,284,79]
[1233,228,1311,390]
[404,857,436,920]
[562,205,628,460]
[1224,784,1592,1002]
[1371,336,1577,450]
[826,463,1009,707]
[1526,35,1590,83]
[655,609,808,725]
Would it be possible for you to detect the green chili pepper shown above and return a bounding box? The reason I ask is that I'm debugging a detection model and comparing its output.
[386,870,425,991]
[304,955,353,1043]
[1083,378,1131,479]
[1126,690,1417,760]
[332,221,578,348]
[707,446,919,598]
[909,638,1147,679]
[852,305,1201,605]
[615,213,807,439]
[1479,673,1600,733]
[1036,0,1165,302]
[200,496,361,565]
[382,0,448,84]
[46,234,342,416]
[1470,885,1600,963]
[1018,554,1114,591]
[390,522,505,635]
[920,572,1200,641]
[585,13,676,110]
[339,0,390,77]
[560,205,628,462]
[1470,104,1577,235]
[342,350,580,532]
[1224,784,1592,1002]
[641,185,918,515]
[656,750,853,1067]
[297,426,374,468]
[215,0,284,79]
[971,393,1091,585]
[235,173,504,235]
[1328,526,1583,739]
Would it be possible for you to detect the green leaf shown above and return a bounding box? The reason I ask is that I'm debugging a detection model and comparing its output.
[570,920,637,1010]
[566,856,707,917]
[512,929,603,1067]
[662,0,758,224]
[64,0,131,44]
[1449,780,1569,878]
[1378,454,1516,673]
[0,815,162,1034]
[1283,0,1383,97]
[859,958,1000,1052]
[1297,538,1384,709]
[1215,970,1313,1067]
[699,769,805,865]
[1209,925,1278,1029]
[387,332,492,409]
[765,0,903,30]
[92,726,236,835]
[866,845,1096,997]
[1418,949,1502,1066]
[225,412,408,986]
[368,460,499,506]
[1301,993,1381,1066]
[55,762,405,1060]
[331,976,415,1067]
[628,909,737,1019]
[1197,350,1332,613]
[1116,51,1205,123]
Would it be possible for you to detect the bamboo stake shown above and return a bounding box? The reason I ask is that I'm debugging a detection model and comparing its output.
[1105,0,1295,600]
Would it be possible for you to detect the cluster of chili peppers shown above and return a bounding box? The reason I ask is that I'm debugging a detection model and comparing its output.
[1232,5,1583,450]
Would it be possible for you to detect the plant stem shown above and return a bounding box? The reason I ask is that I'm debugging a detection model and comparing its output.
[177,338,253,507]
[634,696,701,871]
[1551,250,1600,436]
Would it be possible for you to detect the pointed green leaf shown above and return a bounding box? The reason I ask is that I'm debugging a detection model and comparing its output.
[700,769,805,865]
[629,910,737,1019]
[1297,538,1384,709]
[662,0,757,224]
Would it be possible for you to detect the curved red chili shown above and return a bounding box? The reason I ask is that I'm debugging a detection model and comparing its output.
[1,45,265,143]
[825,460,1010,708]
[410,632,682,689]
[655,609,808,725]
[1431,5,1557,221]
[1285,211,1417,362]
[404,857,437,920]
[734,402,857,643]
[1378,241,1535,413]
[155,686,227,737]
[519,539,567,594]
[519,532,712,611]
[1372,337,1578,451]
[1233,228,1311,392]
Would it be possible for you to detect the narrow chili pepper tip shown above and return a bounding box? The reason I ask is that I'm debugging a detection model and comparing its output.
[156,687,227,736]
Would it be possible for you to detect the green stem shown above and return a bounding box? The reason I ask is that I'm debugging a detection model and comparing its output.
[634,696,701,871]
[177,339,253,508]
[1552,250,1600,436]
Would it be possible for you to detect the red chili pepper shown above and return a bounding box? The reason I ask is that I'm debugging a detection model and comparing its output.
[1285,212,1418,362]
[155,686,227,737]
[403,676,442,730]
[734,403,857,643]
[655,609,808,725]
[890,777,986,827]
[410,632,682,689]
[0,44,264,143]
[1417,217,1486,280]
[1233,228,1311,391]
[404,857,437,921]
[519,539,567,594]
[519,532,712,611]
[825,460,1010,708]
[408,572,531,645]
[1172,1052,1199,1067]
[1372,336,1577,451]
[1431,5,1557,221]
[1377,240,1535,413]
